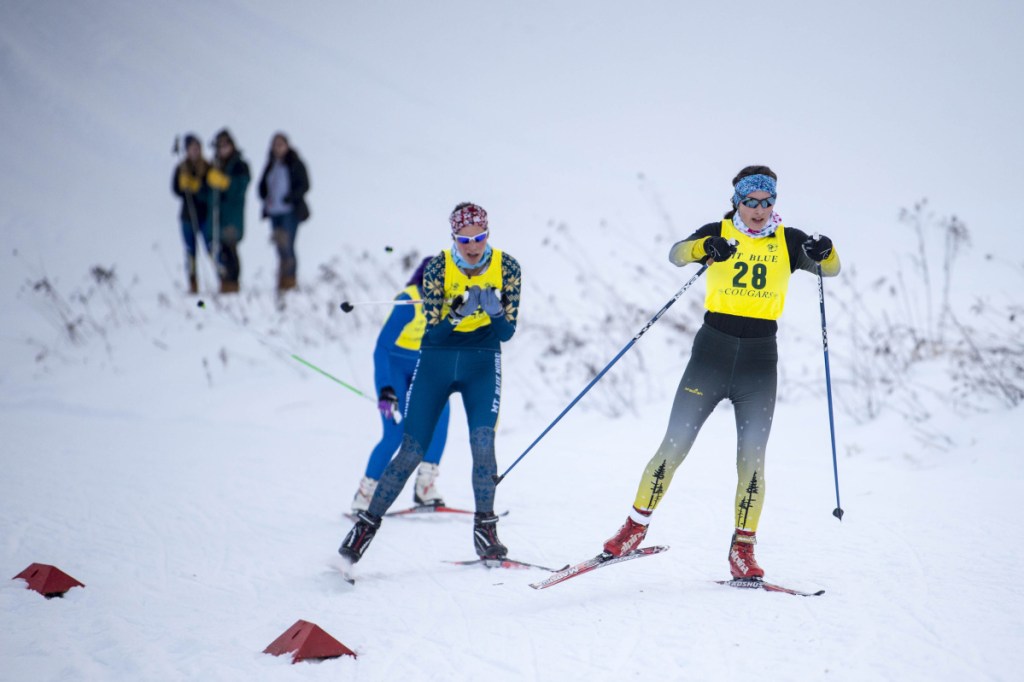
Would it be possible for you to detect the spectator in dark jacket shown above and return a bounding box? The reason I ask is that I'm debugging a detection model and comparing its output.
[171,133,210,294]
[258,132,311,292]
[208,128,251,293]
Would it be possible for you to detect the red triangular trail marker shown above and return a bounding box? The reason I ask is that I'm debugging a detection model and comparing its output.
[12,563,85,598]
[263,619,357,663]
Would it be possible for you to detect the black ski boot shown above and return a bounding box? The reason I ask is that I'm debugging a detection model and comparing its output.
[339,510,382,563]
[473,511,508,560]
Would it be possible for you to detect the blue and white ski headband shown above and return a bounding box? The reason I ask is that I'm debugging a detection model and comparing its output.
[732,174,777,206]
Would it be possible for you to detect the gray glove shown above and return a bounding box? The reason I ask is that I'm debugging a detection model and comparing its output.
[480,287,504,318]
[450,286,481,322]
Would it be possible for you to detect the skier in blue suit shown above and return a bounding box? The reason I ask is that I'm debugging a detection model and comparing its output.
[350,257,451,513]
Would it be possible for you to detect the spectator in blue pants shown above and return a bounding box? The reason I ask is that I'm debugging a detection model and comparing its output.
[171,133,210,293]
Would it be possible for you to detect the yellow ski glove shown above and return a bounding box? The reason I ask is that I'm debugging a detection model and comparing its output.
[207,168,230,191]
[177,170,201,194]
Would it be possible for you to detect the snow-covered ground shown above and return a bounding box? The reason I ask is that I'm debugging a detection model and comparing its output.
[2,292,1021,681]
[2,2,1023,680]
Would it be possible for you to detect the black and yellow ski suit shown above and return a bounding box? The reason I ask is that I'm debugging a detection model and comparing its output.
[629,219,840,532]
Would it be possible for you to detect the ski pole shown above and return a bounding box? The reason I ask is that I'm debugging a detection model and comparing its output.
[291,354,374,402]
[340,299,421,313]
[494,261,711,485]
[815,259,844,521]
[208,136,226,285]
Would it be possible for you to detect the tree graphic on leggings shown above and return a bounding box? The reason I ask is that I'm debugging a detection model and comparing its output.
[737,471,760,530]
[645,460,667,509]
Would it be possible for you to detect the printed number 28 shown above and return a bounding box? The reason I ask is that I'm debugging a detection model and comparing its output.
[733,262,767,289]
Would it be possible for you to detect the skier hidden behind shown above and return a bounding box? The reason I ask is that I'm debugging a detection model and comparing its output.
[350,256,453,514]
[602,165,840,580]
[339,202,522,572]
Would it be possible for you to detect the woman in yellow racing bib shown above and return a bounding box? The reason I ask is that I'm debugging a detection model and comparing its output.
[339,202,522,569]
[602,165,840,580]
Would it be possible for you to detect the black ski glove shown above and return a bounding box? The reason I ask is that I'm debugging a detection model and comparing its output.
[703,236,737,262]
[378,386,400,423]
[802,235,833,262]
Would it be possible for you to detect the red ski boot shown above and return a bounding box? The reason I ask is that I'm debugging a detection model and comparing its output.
[602,511,650,557]
[728,529,764,579]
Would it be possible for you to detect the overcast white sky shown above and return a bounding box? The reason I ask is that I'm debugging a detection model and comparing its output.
[1,0,1021,292]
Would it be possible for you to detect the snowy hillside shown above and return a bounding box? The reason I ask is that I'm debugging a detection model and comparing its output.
[2,2,1024,681]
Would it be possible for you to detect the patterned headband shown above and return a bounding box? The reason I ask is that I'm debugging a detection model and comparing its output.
[732,174,777,206]
[449,204,488,232]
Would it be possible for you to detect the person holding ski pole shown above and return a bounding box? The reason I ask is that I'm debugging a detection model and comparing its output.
[602,165,840,580]
[207,128,250,293]
[339,202,522,570]
[257,132,310,292]
[349,255,453,514]
[171,133,211,294]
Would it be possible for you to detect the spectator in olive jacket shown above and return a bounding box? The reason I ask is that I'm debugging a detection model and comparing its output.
[208,128,251,293]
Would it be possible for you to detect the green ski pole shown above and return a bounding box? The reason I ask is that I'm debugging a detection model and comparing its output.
[291,354,374,403]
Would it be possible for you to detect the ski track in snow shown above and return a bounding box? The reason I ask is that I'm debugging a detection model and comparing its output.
[4,338,1021,680]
